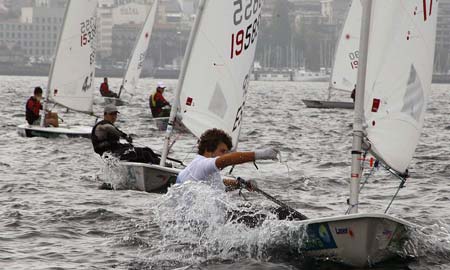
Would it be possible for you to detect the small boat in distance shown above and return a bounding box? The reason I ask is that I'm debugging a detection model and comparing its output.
[103,0,159,107]
[17,0,98,138]
[302,0,361,110]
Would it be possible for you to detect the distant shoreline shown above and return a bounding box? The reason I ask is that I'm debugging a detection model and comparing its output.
[1,63,449,83]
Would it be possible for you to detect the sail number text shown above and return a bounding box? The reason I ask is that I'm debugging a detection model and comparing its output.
[232,73,251,132]
[80,17,97,47]
[231,0,263,59]
[349,50,359,70]
[422,0,434,21]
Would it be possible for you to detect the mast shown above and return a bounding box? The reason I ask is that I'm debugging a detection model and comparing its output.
[159,0,207,166]
[349,0,372,214]
[41,0,71,127]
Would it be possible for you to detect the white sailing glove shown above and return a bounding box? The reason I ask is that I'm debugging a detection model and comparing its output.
[254,148,279,161]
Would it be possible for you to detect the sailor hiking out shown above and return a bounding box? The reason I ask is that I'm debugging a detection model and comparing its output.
[175,128,306,226]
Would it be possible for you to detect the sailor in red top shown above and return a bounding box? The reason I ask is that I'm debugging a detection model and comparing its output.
[149,82,171,117]
[99,77,118,98]
[25,87,59,127]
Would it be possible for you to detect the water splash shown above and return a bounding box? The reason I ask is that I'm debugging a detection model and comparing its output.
[405,220,450,266]
[153,181,308,265]
[97,154,136,190]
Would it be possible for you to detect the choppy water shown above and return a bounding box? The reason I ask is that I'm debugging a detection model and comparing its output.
[1,75,450,270]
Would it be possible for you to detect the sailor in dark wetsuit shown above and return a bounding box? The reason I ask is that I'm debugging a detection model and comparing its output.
[91,104,160,164]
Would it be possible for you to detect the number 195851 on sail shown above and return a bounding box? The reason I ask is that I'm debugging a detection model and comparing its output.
[230,0,263,59]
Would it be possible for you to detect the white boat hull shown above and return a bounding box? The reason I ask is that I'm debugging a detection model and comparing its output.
[17,124,92,138]
[93,96,127,107]
[300,213,414,267]
[104,97,127,106]
[302,99,354,109]
[121,162,181,192]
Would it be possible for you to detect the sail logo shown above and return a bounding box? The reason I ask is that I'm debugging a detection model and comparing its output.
[303,223,337,251]
[335,227,348,235]
[401,65,424,122]
[319,225,332,243]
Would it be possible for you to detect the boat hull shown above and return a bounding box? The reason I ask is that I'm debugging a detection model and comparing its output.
[300,213,413,267]
[302,99,354,109]
[121,162,180,192]
[104,97,127,106]
[17,124,92,138]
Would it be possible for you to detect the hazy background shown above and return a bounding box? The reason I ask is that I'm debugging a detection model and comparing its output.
[0,0,449,80]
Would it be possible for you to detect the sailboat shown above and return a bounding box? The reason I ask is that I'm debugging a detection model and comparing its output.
[120,0,263,192]
[17,0,98,138]
[302,0,361,110]
[103,0,159,106]
[297,0,438,266]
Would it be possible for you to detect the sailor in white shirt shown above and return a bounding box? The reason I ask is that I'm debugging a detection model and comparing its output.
[176,128,279,191]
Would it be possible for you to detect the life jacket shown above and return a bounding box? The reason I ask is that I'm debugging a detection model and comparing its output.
[149,92,161,117]
[100,83,110,96]
[149,93,157,108]
[25,96,42,125]
[91,120,124,155]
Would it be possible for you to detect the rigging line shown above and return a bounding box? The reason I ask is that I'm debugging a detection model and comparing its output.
[181,142,198,164]
[384,177,407,214]
[228,165,235,175]
[360,165,376,192]
[360,154,407,214]
[167,132,181,153]
[345,202,358,215]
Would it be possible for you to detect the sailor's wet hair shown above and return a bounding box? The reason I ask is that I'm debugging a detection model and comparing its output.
[198,128,232,155]
[34,87,43,95]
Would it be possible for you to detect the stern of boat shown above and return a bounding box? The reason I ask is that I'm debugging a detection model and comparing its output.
[122,162,180,192]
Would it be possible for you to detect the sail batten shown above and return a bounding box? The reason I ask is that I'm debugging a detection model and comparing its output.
[363,0,438,173]
[178,0,263,147]
[48,0,97,114]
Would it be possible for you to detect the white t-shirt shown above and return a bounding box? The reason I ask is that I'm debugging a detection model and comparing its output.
[176,155,224,190]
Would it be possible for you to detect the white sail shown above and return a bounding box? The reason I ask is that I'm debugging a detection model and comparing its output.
[47,0,98,114]
[178,0,263,147]
[120,0,158,96]
[363,0,438,173]
[329,0,362,92]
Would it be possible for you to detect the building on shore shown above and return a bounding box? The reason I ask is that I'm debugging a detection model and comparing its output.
[435,0,450,74]
[0,1,65,64]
